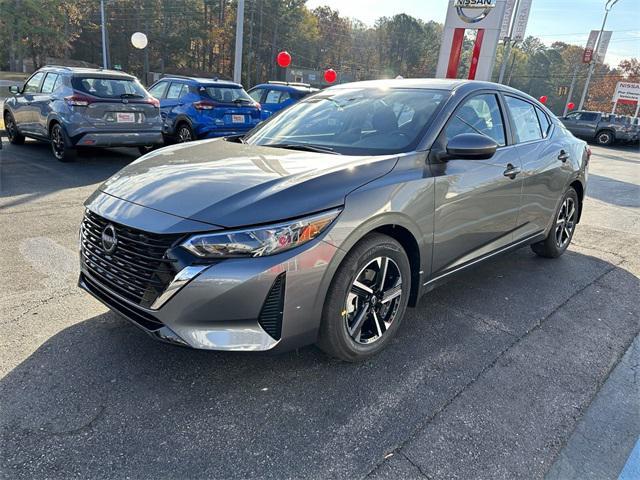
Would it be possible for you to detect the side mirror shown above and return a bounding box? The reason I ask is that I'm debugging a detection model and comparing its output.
[446,133,497,160]
[9,85,20,94]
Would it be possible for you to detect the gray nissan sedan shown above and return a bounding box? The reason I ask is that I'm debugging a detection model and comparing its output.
[79,79,589,361]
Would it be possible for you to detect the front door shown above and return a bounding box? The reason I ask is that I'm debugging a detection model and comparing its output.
[14,71,46,134]
[431,92,523,275]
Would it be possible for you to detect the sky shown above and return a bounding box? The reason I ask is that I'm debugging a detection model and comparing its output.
[305,0,640,67]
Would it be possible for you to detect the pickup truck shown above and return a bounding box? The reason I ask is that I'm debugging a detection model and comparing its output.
[560,110,638,146]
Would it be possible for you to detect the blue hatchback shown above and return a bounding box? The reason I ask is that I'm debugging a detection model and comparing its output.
[247,81,318,119]
[148,76,261,142]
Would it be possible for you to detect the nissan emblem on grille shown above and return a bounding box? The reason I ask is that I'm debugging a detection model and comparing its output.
[101,224,118,254]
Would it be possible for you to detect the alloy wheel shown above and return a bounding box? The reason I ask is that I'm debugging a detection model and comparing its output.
[555,196,576,248]
[177,126,192,143]
[51,125,65,160]
[345,256,403,344]
[5,115,17,140]
[597,132,611,145]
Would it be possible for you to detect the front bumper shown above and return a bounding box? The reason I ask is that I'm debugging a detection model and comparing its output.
[78,203,341,352]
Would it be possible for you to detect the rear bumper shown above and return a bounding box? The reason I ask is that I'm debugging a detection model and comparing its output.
[72,131,164,147]
[195,123,259,139]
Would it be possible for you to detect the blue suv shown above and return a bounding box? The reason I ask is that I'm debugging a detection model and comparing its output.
[247,81,318,119]
[148,76,261,142]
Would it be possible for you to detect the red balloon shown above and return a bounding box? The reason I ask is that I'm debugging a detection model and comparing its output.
[324,68,337,83]
[539,95,548,104]
[567,102,575,110]
[276,51,291,68]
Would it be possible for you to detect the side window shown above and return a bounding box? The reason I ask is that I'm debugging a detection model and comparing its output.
[23,72,46,94]
[580,112,598,122]
[166,82,184,100]
[535,107,551,138]
[265,90,282,104]
[179,84,190,98]
[444,93,506,146]
[505,96,543,143]
[278,91,291,103]
[52,74,65,91]
[148,82,168,99]
[40,73,59,94]
[564,112,579,120]
[248,88,264,102]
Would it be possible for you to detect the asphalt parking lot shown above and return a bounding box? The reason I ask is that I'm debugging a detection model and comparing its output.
[1,139,638,479]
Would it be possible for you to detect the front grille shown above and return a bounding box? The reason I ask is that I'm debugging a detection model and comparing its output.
[80,210,183,308]
[258,273,286,340]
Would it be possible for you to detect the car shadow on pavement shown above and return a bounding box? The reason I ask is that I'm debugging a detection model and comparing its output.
[1,247,638,479]
[587,173,640,208]
[0,139,139,210]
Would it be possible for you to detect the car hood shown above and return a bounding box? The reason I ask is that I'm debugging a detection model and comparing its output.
[98,139,398,228]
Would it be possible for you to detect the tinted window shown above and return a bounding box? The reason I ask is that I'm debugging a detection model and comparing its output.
[580,112,599,122]
[444,93,506,146]
[23,72,45,93]
[248,88,264,102]
[564,112,579,120]
[71,76,147,99]
[203,86,253,104]
[244,88,446,155]
[149,82,168,98]
[505,96,542,143]
[535,107,551,138]
[41,73,59,94]
[166,82,185,99]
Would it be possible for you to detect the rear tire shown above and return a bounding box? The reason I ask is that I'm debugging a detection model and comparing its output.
[49,123,76,162]
[317,233,411,362]
[595,130,614,146]
[175,123,195,143]
[531,188,579,258]
[4,111,25,145]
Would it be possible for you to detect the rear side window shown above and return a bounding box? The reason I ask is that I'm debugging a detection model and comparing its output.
[535,107,551,138]
[23,72,45,93]
[149,82,168,99]
[505,96,542,143]
[41,73,59,94]
[580,112,599,122]
[248,88,264,102]
[166,82,188,99]
[444,93,506,146]
[72,77,147,99]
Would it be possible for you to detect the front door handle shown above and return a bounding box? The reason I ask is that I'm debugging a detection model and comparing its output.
[503,163,521,179]
[558,150,570,162]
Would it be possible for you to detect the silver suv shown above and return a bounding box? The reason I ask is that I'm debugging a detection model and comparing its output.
[3,66,163,161]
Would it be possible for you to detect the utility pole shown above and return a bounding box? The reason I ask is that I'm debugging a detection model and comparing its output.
[233,0,245,83]
[563,64,580,117]
[578,0,619,110]
[100,0,108,69]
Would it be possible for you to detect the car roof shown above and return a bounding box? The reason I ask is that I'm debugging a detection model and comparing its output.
[160,76,242,88]
[40,65,135,79]
[252,83,319,93]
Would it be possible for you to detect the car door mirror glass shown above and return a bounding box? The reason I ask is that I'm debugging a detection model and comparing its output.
[446,133,497,160]
[9,85,20,94]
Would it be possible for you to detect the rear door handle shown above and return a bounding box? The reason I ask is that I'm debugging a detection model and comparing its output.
[558,150,570,162]
[503,163,521,179]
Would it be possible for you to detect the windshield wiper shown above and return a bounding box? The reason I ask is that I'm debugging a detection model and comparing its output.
[121,93,144,99]
[233,98,253,104]
[263,143,338,154]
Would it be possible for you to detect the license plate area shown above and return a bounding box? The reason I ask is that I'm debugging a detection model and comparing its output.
[116,112,136,123]
[231,114,245,124]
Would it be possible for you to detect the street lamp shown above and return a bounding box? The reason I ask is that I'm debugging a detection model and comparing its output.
[577,0,619,110]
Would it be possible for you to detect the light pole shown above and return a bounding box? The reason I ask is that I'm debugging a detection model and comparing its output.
[578,0,619,110]
[233,0,245,84]
[100,0,108,69]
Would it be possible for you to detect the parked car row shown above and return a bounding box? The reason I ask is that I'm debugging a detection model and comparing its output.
[2,66,316,161]
[559,110,639,146]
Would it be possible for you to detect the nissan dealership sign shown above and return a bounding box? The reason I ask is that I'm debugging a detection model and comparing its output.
[613,82,640,105]
[453,0,496,24]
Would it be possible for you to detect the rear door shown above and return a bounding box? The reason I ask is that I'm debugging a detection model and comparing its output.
[504,95,572,239]
[574,111,599,137]
[14,71,46,133]
[32,72,59,137]
[71,76,159,131]
[431,92,523,274]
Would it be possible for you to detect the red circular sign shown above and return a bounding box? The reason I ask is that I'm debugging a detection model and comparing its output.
[324,68,337,83]
[567,102,575,110]
[276,51,291,68]
[539,95,548,104]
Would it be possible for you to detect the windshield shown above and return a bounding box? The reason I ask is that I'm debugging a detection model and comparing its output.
[72,76,147,99]
[244,87,446,155]
[202,86,254,103]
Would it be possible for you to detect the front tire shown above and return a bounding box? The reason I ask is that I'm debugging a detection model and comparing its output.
[4,111,25,145]
[531,188,579,258]
[317,233,411,362]
[50,123,76,162]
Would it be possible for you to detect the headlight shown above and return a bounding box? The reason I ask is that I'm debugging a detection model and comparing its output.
[181,209,341,258]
